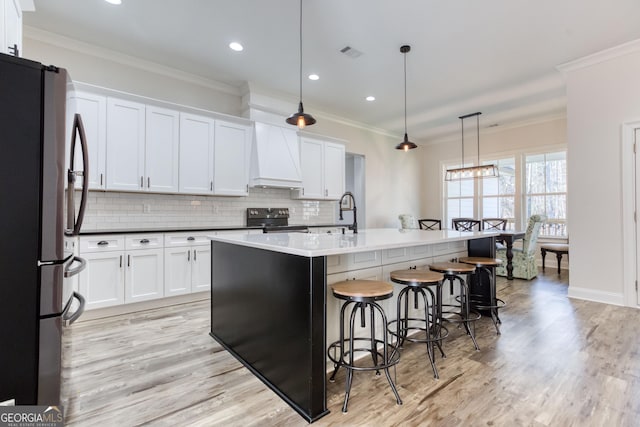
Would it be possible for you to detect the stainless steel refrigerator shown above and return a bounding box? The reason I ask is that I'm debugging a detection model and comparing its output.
[0,53,88,405]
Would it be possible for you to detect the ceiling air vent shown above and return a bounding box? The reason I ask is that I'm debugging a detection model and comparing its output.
[340,46,363,59]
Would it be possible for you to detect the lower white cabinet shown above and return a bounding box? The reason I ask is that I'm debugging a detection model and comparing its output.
[79,234,164,309]
[164,244,211,296]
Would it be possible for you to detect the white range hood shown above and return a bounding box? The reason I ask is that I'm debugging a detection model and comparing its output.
[249,122,303,189]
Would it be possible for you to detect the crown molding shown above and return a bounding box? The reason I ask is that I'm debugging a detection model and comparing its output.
[557,38,640,74]
[23,26,241,96]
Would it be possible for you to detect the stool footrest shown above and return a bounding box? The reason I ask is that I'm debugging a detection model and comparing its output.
[441,304,482,323]
[387,318,449,343]
[468,297,506,311]
[327,338,401,371]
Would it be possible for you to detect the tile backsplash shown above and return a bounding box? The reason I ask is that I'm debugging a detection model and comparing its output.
[77,187,336,231]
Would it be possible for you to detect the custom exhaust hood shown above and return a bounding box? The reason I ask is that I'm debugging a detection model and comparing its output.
[249,122,303,189]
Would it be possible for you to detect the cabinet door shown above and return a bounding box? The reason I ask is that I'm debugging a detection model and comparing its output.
[213,120,251,196]
[68,92,107,189]
[125,248,163,303]
[106,98,146,191]
[78,251,125,309]
[179,113,214,194]
[164,247,192,297]
[146,106,179,193]
[323,142,345,199]
[298,137,324,199]
[191,245,211,293]
[3,0,21,56]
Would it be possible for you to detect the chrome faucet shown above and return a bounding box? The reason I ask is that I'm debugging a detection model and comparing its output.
[338,191,358,234]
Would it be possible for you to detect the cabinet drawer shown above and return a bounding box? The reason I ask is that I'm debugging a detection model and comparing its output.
[432,240,467,256]
[79,235,125,253]
[382,245,432,264]
[326,250,381,274]
[125,234,164,250]
[164,232,210,247]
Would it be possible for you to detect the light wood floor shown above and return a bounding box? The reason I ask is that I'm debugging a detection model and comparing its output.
[61,269,640,426]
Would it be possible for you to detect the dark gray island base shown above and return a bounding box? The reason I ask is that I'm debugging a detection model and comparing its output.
[209,231,496,422]
[210,241,328,422]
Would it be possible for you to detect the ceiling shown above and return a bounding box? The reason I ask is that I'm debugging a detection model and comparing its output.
[23,0,640,144]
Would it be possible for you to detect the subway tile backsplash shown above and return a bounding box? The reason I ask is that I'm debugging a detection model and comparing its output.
[77,187,336,231]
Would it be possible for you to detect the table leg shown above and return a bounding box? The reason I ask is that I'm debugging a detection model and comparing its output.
[506,240,515,280]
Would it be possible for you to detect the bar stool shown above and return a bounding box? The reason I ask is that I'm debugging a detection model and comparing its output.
[327,280,402,412]
[458,257,505,335]
[428,262,480,350]
[387,269,447,379]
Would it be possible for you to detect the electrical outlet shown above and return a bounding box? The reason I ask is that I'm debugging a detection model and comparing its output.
[143,204,151,213]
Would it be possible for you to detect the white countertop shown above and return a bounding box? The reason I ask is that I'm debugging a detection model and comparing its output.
[208,228,499,257]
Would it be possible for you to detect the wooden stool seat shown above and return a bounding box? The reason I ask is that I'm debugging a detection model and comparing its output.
[458,257,502,267]
[429,262,476,274]
[540,244,569,274]
[331,280,393,299]
[389,269,444,285]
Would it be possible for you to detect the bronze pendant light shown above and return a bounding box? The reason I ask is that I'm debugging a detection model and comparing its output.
[286,0,316,129]
[396,45,417,151]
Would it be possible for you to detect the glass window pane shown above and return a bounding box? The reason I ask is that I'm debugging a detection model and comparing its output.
[460,198,474,217]
[483,177,499,196]
[483,197,498,217]
[526,196,545,217]
[447,180,461,198]
[526,158,545,194]
[460,180,474,197]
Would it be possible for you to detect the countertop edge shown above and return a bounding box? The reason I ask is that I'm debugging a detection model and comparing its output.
[77,224,347,236]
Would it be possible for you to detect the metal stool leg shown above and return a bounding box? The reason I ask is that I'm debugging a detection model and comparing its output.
[373,301,402,406]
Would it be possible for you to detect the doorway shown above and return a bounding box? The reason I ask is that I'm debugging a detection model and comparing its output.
[622,122,640,307]
[336,153,365,229]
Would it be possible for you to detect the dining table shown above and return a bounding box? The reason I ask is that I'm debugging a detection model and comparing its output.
[499,230,526,280]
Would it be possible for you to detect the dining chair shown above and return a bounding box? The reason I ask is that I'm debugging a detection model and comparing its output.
[482,218,508,231]
[452,218,481,231]
[418,219,442,230]
[398,214,419,229]
[495,214,547,280]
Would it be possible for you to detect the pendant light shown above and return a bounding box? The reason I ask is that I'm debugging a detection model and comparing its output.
[286,0,316,129]
[445,112,499,180]
[396,45,417,151]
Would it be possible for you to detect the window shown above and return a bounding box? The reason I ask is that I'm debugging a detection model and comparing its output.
[525,152,567,237]
[481,157,516,230]
[445,163,475,228]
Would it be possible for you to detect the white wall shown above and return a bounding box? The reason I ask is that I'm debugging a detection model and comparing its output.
[561,41,640,306]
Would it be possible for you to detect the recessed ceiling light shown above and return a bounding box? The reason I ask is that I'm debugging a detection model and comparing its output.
[365,96,375,102]
[308,74,319,81]
[104,0,122,4]
[229,42,244,52]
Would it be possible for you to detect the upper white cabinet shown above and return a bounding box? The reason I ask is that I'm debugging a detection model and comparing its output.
[106,98,146,191]
[67,91,107,190]
[179,113,215,194]
[214,120,252,196]
[294,136,345,200]
[1,0,22,57]
[145,106,180,193]
[250,123,303,188]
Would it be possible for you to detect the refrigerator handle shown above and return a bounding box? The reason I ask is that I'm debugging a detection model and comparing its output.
[62,292,86,326]
[67,113,90,236]
[63,256,87,278]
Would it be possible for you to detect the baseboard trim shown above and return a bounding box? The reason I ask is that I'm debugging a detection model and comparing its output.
[567,286,625,306]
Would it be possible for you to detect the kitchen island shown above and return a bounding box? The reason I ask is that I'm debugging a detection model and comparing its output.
[209,228,497,422]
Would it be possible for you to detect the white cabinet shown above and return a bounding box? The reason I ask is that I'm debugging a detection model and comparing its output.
[179,113,214,194]
[164,233,211,296]
[294,136,345,200]
[214,120,252,196]
[78,236,125,310]
[145,106,179,193]
[67,91,107,189]
[79,234,164,309]
[106,98,146,191]
[1,0,21,57]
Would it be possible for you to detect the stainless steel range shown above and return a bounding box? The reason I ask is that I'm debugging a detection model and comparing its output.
[246,208,309,233]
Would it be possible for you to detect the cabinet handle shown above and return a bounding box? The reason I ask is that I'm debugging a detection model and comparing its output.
[187,251,190,262]
[148,177,151,188]
[140,239,150,244]
[187,236,195,241]
[302,188,305,196]
[100,173,104,186]
[210,181,213,191]
[127,255,131,267]
[8,44,19,57]
[140,176,144,188]
[194,249,197,261]
[119,255,122,268]
[325,189,328,197]
[97,240,109,246]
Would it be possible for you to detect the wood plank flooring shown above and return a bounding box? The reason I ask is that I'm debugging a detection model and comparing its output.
[61,269,640,426]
